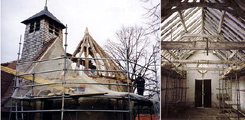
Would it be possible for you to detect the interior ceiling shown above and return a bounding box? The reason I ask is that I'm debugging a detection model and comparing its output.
[161,0,245,65]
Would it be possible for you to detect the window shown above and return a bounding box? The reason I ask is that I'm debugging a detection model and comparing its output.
[49,22,60,36]
[49,22,54,33]
[29,20,40,33]
[35,20,40,31]
[55,28,59,36]
[29,22,34,33]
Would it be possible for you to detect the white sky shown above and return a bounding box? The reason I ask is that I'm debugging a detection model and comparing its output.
[1,0,159,63]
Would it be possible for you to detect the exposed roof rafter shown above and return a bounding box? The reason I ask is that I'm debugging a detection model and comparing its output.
[178,11,188,32]
[217,10,226,34]
[161,0,245,64]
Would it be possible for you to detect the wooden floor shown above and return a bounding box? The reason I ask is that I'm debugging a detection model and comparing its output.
[162,107,231,120]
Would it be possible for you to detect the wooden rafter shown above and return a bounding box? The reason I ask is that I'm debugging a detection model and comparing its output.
[201,7,205,34]
[162,1,245,21]
[213,50,227,60]
[217,10,225,34]
[167,50,179,60]
[72,28,126,81]
[228,50,238,60]
[178,11,188,32]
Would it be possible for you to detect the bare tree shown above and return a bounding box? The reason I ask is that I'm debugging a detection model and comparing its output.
[141,0,161,34]
[104,25,160,97]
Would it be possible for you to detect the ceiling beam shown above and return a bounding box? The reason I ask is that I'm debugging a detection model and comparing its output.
[180,67,225,71]
[217,10,226,34]
[162,59,234,64]
[162,41,245,50]
[182,33,219,38]
[177,11,188,32]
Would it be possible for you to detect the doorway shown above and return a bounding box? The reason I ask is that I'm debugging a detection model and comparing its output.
[195,79,211,107]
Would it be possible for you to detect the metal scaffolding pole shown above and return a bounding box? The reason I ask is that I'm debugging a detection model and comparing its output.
[9,35,22,120]
[236,72,240,120]
[124,37,132,120]
[61,24,68,120]
[235,52,241,120]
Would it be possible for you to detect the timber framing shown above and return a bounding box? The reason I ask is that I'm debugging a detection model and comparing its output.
[161,0,245,21]
[180,67,225,71]
[178,11,188,33]
[162,60,234,64]
[71,28,126,80]
[162,41,245,50]
[161,0,245,63]
[182,34,219,38]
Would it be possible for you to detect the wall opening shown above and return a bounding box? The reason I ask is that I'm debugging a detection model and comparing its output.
[195,79,211,107]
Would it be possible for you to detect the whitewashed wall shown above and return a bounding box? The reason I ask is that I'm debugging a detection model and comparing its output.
[186,50,222,107]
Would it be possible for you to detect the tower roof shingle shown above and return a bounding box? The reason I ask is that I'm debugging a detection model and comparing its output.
[21,6,65,29]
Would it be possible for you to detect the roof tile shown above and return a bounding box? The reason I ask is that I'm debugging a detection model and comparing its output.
[21,6,65,29]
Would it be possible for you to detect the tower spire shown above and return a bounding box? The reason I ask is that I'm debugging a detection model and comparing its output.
[45,0,48,8]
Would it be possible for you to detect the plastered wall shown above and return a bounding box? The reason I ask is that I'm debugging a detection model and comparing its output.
[186,50,222,107]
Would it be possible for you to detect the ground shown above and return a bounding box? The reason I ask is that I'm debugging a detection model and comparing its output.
[161,107,242,120]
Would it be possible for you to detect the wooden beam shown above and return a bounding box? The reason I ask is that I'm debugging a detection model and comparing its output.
[228,50,238,60]
[161,7,200,35]
[180,67,225,71]
[162,2,245,21]
[213,50,227,60]
[217,10,226,34]
[161,41,245,50]
[167,50,179,60]
[177,11,188,32]
[85,37,89,75]
[201,7,205,34]
[182,33,219,38]
[162,60,234,64]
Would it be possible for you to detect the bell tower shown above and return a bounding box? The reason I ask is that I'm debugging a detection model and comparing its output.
[21,6,65,62]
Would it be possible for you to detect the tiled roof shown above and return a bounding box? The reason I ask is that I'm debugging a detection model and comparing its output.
[21,6,65,29]
[1,61,17,110]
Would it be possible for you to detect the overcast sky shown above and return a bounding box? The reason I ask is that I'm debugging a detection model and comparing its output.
[1,0,159,63]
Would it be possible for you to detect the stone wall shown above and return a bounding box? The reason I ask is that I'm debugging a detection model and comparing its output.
[21,19,63,63]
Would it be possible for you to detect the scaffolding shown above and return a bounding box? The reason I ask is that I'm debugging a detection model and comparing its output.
[218,61,245,120]
[161,63,188,118]
[7,26,160,120]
